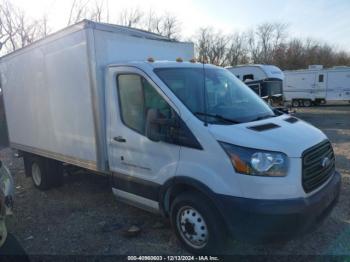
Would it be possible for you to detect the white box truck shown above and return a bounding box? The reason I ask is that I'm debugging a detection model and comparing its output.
[0,20,341,253]
[284,65,350,107]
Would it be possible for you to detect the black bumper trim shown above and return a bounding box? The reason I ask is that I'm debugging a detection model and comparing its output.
[214,171,341,240]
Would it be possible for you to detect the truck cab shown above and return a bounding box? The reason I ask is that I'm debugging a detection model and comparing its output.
[105,61,340,253]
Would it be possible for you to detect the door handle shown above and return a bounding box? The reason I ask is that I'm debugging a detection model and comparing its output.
[113,136,126,143]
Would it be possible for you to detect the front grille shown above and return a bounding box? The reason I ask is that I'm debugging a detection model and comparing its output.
[302,140,335,193]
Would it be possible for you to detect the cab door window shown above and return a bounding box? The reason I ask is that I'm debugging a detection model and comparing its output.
[117,73,202,149]
[117,74,172,135]
[118,74,145,134]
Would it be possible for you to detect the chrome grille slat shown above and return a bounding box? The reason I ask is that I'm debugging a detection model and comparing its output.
[304,156,335,177]
[303,143,332,164]
[302,140,335,193]
[304,163,334,183]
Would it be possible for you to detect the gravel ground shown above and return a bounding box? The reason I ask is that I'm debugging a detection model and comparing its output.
[2,104,350,256]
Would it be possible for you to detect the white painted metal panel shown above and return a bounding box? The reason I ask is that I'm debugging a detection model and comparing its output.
[283,67,350,102]
[91,28,194,170]
[227,65,284,81]
[327,70,350,101]
[227,66,266,81]
[0,20,194,171]
[283,72,318,101]
[0,30,98,169]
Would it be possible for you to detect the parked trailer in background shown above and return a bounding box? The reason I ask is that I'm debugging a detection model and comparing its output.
[226,64,284,106]
[284,65,350,107]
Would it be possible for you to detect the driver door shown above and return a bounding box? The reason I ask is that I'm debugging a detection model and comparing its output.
[106,67,181,205]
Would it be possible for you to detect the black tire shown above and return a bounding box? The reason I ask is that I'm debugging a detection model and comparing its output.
[302,99,312,107]
[0,234,29,259]
[292,99,300,107]
[23,154,63,190]
[170,192,227,254]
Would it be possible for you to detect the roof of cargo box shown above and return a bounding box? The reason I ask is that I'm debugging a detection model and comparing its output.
[0,19,188,61]
[86,20,177,41]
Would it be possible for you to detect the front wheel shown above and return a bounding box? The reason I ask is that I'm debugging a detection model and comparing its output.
[170,192,227,254]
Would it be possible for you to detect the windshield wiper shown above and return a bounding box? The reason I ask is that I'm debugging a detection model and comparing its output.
[194,112,240,124]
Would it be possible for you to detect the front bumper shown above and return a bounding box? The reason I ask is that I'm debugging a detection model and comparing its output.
[215,171,341,241]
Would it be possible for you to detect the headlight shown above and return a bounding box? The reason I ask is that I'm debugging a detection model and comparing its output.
[219,142,288,177]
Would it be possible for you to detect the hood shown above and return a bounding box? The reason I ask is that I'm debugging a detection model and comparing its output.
[209,115,327,157]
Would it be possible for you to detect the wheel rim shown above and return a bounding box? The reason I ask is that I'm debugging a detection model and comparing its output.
[176,206,208,249]
[32,162,42,186]
[304,100,311,107]
[292,101,299,107]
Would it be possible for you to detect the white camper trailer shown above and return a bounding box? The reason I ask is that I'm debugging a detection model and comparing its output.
[283,65,350,107]
[227,64,284,106]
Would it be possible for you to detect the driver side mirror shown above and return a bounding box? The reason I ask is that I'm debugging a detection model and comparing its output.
[145,108,178,142]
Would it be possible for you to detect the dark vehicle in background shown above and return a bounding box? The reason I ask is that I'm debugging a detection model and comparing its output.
[226,64,284,107]
[0,161,27,259]
[244,78,284,106]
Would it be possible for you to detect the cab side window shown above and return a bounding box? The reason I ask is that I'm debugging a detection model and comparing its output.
[117,74,172,135]
[143,79,172,120]
[118,75,145,134]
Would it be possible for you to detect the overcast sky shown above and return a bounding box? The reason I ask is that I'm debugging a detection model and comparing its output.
[10,0,350,51]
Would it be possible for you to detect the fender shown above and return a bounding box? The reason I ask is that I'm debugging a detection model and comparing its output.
[159,176,220,216]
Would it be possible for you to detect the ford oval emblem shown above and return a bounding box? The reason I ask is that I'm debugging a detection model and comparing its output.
[321,157,331,168]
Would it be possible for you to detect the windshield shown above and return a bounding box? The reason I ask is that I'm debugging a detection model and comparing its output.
[261,81,283,97]
[154,67,275,124]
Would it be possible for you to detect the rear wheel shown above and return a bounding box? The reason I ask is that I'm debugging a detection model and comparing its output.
[292,99,300,107]
[31,161,44,188]
[170,192,227,254]
[23,154,63,190]
[302,99,312,107]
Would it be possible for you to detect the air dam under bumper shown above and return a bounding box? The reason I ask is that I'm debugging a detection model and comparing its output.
[216,171,341,241]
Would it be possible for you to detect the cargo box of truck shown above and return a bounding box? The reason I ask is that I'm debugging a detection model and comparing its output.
[0,20,194,172]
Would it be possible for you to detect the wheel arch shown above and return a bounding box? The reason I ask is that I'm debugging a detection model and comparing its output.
[159,176,222,217]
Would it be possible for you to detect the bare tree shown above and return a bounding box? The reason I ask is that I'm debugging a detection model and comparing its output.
[67,0,91,25]
[159,14,180,39]
[225,33,249,65]
[142,11,181,39]
[89,0,109,22]
[195,27,228,66]
[247,22,288,64]
[0,0,51,54]
[1,0,349,69]
[117,8,143,27]
[0,0,19,52]
[195,28,212,63]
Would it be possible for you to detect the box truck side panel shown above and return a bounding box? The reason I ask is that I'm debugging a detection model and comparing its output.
[0,20,195,172]
[93,29,194,65]
[1,29,98,170]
